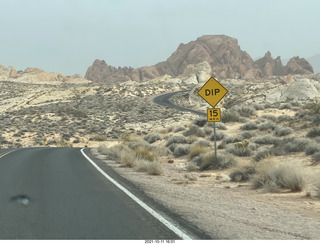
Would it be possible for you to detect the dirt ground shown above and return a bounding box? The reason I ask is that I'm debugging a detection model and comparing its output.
[91,141,320,240]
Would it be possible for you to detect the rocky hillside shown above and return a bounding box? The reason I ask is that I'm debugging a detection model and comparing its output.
[0,65,90,83]
[85,35,314,83]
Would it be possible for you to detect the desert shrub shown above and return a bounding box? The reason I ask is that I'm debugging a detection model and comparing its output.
[305,142,320,155]
[271,137,311,156]
[233,105,257,118]
[194,151,235,170]
[222,110,241,123]
[206,122,227,130]
[193,118,207,127]
[230,165,256,182]
[173,144,190,157]
[227,140,252,157]
[279,103,292,110]
[252,163,305,192]
[258,121,276,131]
[189,144,210,160]
[146,161,163,175]
[173,125,186,132]
[194,139,211,147]
[306,128,320,138]
[120,150,137,167]
[311,152,320,165]
[254,148,272,162]
[209,131,225,141]
[240,122,258,131]
[215,153,237,169]
[128,140,154,150]
[134,159,150,172]
[144,134,161,144]
[184,124,205,137]
[98,144,122,161]
[254,135,278,145]
[240,131,255,139]
[92,134,107,141]
[274,126,293,137]
[277,115,292,122]
[254,104,265,110]
[133,147,156,161]
[186,161,199,171]
[224,135,244,144]
[166,135,189,147]
[304,101,320,115]
[260,114,277,122]
[203,126,214,135]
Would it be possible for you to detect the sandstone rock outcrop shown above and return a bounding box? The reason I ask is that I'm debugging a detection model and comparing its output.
[85,35,314,83]
[0,65,90,83]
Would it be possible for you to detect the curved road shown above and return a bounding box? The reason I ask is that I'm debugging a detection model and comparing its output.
[153,90,206,117]
[0,147,204,239]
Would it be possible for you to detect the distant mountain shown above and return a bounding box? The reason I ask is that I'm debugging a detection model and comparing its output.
[85,35,314,83]
[307,54,320,73]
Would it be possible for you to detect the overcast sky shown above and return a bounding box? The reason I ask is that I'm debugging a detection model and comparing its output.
[1,0,319,75]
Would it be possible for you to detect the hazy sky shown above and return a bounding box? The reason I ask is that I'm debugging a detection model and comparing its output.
[1,0,319,75]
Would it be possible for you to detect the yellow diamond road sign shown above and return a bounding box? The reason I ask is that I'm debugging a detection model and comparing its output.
[198,77,228,108]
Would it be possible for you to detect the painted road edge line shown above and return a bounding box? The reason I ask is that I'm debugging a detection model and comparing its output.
[0,149,17,159]
[80,148,193,240]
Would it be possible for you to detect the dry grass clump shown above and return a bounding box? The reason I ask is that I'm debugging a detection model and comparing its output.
[254,148,272,162]
[98,144,122,161]
[133,146,157,161]
[189,144,210,160]
[134,159,163,175]
[120,149,137,168]
[252,162,305,192]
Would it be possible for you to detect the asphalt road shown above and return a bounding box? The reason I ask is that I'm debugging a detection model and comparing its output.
[0,147,189,239]
[153,90,206,117]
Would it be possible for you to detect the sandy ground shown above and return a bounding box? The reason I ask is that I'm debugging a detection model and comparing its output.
[91,144,320,240]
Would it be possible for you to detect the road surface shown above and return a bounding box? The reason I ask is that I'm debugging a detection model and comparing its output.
[0,147,197,239]
[153,90,206,117]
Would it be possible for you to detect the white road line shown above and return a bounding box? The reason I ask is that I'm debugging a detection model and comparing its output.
[80,148,193,240]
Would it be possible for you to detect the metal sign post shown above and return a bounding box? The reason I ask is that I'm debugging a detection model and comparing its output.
[198,77,228,167]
